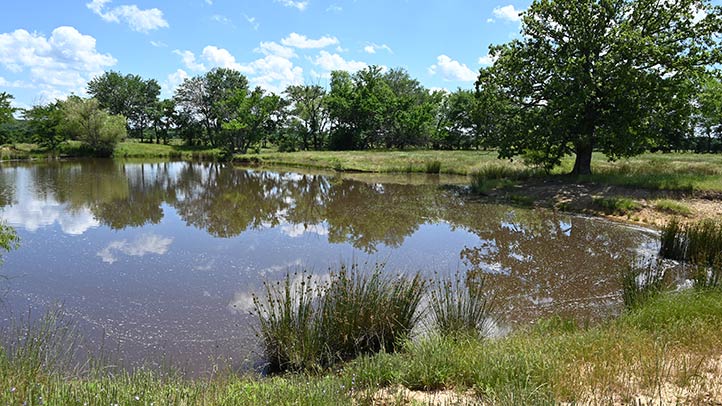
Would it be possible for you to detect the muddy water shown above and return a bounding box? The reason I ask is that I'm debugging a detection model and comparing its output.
[0,160,657,374]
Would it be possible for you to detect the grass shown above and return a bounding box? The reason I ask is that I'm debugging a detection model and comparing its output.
[621,261,668,309]
[250,150,722,193]
[592,196,642,215]
[5,143,722,193]
[469,163,538,193]
[252,263,427,373]
[429,274,495,338]
[654,199,693,216]
[4,288,722,404]
[660,218,722,266]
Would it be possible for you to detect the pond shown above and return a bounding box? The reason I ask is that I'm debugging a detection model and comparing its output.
[0,160,658,375]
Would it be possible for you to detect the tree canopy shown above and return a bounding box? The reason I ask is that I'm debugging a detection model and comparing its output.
[476,0,722,174]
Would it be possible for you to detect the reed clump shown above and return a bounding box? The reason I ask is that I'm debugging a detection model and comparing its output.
[621,260,668,309]
[253,263,427,373]
[429,274,495,338]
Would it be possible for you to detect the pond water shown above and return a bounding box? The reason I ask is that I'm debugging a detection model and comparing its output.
[0,160,658,374]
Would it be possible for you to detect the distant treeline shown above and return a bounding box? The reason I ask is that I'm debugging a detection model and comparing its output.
[1,0,721,173]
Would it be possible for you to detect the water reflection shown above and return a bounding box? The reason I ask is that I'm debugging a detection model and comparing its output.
[0,160,658,373]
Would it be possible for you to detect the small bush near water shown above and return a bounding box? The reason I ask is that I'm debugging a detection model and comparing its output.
[253,263,427,373]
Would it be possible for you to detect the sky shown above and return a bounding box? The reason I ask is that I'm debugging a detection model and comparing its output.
[1,0,535,109]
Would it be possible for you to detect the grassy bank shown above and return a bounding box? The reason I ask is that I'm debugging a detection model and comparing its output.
[3,289,722,405]
[250,150,722,192]
[0,140,222,161]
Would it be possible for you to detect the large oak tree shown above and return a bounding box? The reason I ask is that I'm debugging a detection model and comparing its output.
[476,0,722,174]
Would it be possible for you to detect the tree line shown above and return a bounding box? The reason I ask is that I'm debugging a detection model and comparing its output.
[0,0,720,173]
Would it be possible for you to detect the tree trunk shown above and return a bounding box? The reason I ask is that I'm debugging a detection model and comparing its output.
[571,141,593,175]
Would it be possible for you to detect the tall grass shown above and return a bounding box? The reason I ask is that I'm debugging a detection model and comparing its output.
[429,274,494,338]
[469,163,537,193]
[660,218,722,266]
[253,263,427,373]
[424,160,441,174]
[621,261,668,309]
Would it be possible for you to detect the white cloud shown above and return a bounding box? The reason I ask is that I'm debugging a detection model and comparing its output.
[313,50,367,72]
[205,0,213,4]
[275,0,309,11]
[363,43,393,54]
[492,5,523,22]
[97,234,174,264]
[173,49,206,72]
[257,41,297,59]
[244,14,260,30]
[281,32,339,49]
[201,45,249,73]
[162,68,188,98]
[86,0,169,33]
[150,40,167,48]
[428,55,477,82]
[0,26,116,100]
[0,76,32,88]
[211,14,231,24]
[196,45,303,93]
[478,53,497,66]
[326,4,342,12]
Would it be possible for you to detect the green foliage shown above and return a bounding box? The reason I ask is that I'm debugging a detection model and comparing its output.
[23,101,66,153]
[285,84,328,150]
[326,67,439,150]
[221,87,283,154]
[592,197,641,215]
[0,92,15,126]
[87,71,161,142]
[469,163,536,193]
[477,0,722,175]
[253,263,427,373]
[60,97,127,157]
[174,67,249,147]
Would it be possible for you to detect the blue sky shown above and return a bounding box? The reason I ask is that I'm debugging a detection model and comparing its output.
[1,0,549,109]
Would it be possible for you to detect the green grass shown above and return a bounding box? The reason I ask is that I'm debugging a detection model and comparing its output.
[250,150,722,193]
[592,196,642,215]
[4,289,722,404]
[654,199,693,216]
[253,263,427,373]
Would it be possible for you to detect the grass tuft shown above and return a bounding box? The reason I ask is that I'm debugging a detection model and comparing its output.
[654,199,692,216]
[424,160,441,174]
[429,274,495,338]
[253,263,427,373]
[592,196,641,215]
[621,260,668,309]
